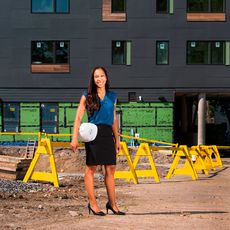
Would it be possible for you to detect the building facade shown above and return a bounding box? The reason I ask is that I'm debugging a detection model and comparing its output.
[0,0,230,146]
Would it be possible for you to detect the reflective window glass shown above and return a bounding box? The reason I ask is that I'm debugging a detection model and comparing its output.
[156,41,169,65]
[32,0,54,13]
[211,42,224,64]
[211,0,225,12]
[187,42,209,64]
[112,41,126,65]
[32,41,53,64]
[187,41,225,65]
[112,41,131,65]
[187,0,225,13]
[31,41,69,64]
[156,0,168,13]
[55,41,69,64]
[112,0,126,13]
[56,0,69,13]
[32,0,69,13]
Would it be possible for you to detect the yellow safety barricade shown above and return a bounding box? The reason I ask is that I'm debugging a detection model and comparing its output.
[211,145,223,168]
[166,145,198,180]
[115,142,138,184]
[128,143,160,183]
[23,137,59,187]
[190,146,209,175]
[200,145,223,170]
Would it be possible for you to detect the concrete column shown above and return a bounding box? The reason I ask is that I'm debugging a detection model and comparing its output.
[197,93,206,145]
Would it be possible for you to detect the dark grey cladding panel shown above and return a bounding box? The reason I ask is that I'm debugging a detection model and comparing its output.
[0,89,83,102]
[1,1,230,97]
[115,89,174,102]
[0,88,174,103]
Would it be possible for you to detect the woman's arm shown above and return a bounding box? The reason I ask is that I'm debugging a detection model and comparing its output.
[70,95,86,152]
[112,106,120,154]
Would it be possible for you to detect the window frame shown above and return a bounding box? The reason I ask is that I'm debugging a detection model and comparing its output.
[112,40,131,65]
[102,0,126,21]
[31,40,70,73]
[186,41,225,65]
[31,0,70,14]
[128,92,137,102]
[156,41,169,65]
[187,0,225,13]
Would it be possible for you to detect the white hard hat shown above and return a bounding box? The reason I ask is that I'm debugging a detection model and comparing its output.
[79,123,98,142]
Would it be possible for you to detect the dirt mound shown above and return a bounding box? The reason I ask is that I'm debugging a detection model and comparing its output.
[0,146,173,176]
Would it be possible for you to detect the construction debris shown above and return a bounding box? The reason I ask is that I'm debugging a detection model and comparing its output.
[0,155,32,180]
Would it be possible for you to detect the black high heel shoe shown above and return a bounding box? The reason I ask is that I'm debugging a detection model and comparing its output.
[106,202,126,215]
[88,203,106,216]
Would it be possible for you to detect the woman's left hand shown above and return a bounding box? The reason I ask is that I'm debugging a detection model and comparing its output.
[115,141,121,154]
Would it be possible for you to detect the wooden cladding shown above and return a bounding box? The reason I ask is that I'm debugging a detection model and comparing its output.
[31,64,70,73]
[187,13,226,22]
[102,0,126,22]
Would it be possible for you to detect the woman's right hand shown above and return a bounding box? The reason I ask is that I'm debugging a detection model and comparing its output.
[70,139,79,152]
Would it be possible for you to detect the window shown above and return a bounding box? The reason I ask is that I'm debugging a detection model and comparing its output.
[156,0,174,14]
[112,0,126,13]
[187,41,225,64]
[3,103,20,132]
[128,92,136,102]
[156,41,169,65]
[31,41,70,73]
[156,0,168,13]
[32,0,69,13]
[102,0,126,21]
[112,41,131,65]
[187,0,225,13]
[41,103,58,133]
[32,41,69,64]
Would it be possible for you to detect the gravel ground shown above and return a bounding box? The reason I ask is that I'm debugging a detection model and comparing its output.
[0,179,49,194]
[1,147,229,229]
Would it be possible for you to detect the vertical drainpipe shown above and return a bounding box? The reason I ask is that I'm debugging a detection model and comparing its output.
[197,93,206,145]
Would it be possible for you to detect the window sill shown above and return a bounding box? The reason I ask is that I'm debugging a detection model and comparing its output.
[31,64,70,73]
[102,13,126,21]
[187,13,226,21]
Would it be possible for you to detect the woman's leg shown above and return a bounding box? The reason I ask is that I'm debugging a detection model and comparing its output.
[104,164,119,211]
[84,165,101,212]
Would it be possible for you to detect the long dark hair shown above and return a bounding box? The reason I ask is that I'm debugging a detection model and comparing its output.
[86,66,110,115]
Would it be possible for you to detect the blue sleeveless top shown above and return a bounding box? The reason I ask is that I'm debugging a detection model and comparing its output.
[83,90,117,126]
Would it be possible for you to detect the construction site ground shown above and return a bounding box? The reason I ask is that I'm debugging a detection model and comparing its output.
[0,146,230,230]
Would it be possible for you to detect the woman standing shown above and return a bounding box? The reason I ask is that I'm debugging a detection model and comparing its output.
[70,67,125,216]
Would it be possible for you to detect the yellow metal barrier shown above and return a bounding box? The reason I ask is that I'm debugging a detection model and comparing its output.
[128,143,160,183]
[23,137,59,187]
[200,145,223,169]
[166,145,198,180]
[0,131,228,184]
[189,146,209,175]
[114,142,138,184]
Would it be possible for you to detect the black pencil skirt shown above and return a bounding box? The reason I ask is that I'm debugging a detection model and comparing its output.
[85,124,116,166]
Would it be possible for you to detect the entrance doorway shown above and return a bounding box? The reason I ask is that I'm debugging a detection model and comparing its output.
[174,94,230,146]
[174,95,197,146]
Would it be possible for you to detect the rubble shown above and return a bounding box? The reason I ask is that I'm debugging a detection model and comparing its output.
[0,179,48,194]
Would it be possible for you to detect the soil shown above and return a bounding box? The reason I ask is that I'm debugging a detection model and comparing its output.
[0,146,229,230]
